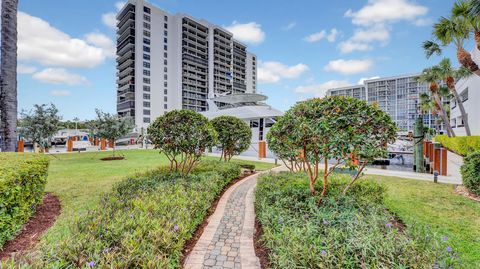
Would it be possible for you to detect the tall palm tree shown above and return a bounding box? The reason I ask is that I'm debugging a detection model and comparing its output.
[0,0,19,152]
[417,68,456,137]
[452,0,480,51]
[436,58,472,136]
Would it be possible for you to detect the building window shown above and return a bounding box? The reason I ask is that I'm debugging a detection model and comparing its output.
[250,120,259,128]
[460,88,469,102]
[143,109,150,115]
[164,82,168,87]
[164,96,168,102]
[143,6,151,14]
[144,14,151,22]
[164,52,167,58]
[164,15,168,21]
[143,61,150,68]
[164,45,168,51]
[143,30,150,37]
[164,59,167,65]
[143,78,150,84]
[143,101,150,107]
[143,38,150,45]
[143,117,150,123]
[143,93,150,100]
[143,70,150,76]
[164,104,168,109]
[143,46,150,53]
[164,37,168,43]
[164,23,168,29]
[164,74,167,80]
[164,30,168,36]
[143,22,150,29]
[164,89,168,95]
[143,85,150,92]
[143,54,150,60]
[164,67,167,72]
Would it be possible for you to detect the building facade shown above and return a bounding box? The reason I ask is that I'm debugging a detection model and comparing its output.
[451,75,480,136]
[327,74,441,133]
[116,0,257,129]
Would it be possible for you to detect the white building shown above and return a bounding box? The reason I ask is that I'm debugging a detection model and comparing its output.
[451,75,480,136]
[116,0,257,130]
[327,73,443,134]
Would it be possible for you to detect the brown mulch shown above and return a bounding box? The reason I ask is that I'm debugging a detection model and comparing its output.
[254,217,270,269]
[455,185,480,202]
[180,171,255,267]
[0,193,61,260]
[100,156,125,161]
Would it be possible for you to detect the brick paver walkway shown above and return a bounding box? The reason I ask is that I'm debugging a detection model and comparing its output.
[184,173,261,269]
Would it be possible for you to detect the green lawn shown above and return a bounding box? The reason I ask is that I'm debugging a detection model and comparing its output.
[40,149,276,246]
[366,175,480,267]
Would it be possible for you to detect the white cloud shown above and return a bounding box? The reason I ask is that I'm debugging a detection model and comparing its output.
[102,13,117,29]
[50,90,72,97]
[324,59,373,75]
[338,25,389,54]
[258,61,309,84]
[282,22,297,31]
[304,29,338,43]
[357,76,380,85]
[225,21,265,45]
[17,64,37,74]
[345,0,428,26]
[85,32,116,58]
[413,18,433,27]
[33,68,89,85]
[295,80,351,97]
[338,41,372,54]
[115,1,126,11]
[18,12,107,68]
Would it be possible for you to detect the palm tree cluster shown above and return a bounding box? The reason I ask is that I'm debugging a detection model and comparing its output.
[422,0,480,137]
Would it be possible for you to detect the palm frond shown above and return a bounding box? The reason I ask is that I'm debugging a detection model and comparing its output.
[422,40,442,58]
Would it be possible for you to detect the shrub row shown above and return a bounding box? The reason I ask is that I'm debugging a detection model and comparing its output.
[435,135,480,156]
[0,154,49,247]
[255,172,456,268]
[461,152,480,196]
[38,160,240,268]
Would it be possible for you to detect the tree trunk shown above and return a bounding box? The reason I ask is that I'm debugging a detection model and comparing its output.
[457,46,480,77]
[321,159,328,197]
[475,31,480,52]
[112,139,115,157]
[434,94,455,137]
[0,0,18,152]
[449,84,471,136]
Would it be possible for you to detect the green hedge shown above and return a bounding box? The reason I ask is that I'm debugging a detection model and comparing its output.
[461,152,480,196]
[0,154,49,247]
[255,172,456,268]
[39,160,240,268]
[435,135,480,156]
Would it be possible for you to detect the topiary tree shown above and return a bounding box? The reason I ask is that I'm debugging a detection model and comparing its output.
[93,109,134,158]
[148,110,217,174]
[461,151,480,196]
[19,104,61,152]
[268,97,397,197]
[211,116,251,162]
[267,113,306,172]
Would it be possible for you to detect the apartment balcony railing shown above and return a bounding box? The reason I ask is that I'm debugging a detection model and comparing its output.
[117,101,135,111]
[118,58,134,72]
[117,84,135,95]
[117,11,135,28]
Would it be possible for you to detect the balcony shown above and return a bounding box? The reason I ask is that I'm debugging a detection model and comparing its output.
[118,74,134,85]
[116,49,134,63]
[118,65,134,79]
[117,11,135,28]
[117,100,136,111]
[117,28,135,45]
[118,58,134,72]
[118,84,135,95]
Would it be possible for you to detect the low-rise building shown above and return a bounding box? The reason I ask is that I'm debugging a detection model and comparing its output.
[451,74,480,136]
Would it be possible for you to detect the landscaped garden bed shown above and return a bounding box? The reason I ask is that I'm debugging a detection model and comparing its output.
[24,160,240,268]
[255,172,457,268]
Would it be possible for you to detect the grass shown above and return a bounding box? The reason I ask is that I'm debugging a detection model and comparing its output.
[40,149,276,247]
[366,175,480,267]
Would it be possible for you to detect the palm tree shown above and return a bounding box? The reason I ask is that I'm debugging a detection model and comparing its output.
[417,68,456,137]
[452,0,480,51]
[0,0,19,152]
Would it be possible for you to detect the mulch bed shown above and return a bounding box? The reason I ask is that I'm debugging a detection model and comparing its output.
[254,217,270,269]
[180,171,255,267]
[100,156,125,161]
[455,185,480,202]
[0,193,61,260]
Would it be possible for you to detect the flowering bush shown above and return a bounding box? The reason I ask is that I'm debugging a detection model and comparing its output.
[38,160,240,268]
[255,172,457,268]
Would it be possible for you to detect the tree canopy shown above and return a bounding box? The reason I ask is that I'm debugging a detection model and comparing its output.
[211,116,251,162]
[19,104,61,150]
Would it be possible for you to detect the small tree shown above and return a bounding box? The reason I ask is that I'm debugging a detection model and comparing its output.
[93,109,133,157]
[211,116,251,162]
[148,110,217,174]
[268,97,397,197]
[19,104,61,152]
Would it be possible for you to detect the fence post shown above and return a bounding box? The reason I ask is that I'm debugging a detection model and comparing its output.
[67,139,73,152]
[440,148,447,176]
[258,141,266,159]
[100,139,106,150]
[17,140,24,153]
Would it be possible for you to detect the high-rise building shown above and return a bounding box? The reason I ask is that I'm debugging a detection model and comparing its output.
[327,74,444,133]
[116,0,257,129]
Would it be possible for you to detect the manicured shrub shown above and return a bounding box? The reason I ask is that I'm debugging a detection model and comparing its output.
[435,135,480,156]
[255,172,457,268]
[0,154,49,247]
[148,110,217,174]
[268,97,397,196]
[461,151,480,196]
[38,161,240,268]
[211,116,252,162]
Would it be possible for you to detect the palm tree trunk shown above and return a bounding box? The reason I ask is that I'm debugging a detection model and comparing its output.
[0,0,18,152]
[475,32,480,52]
[457,46,480,77]
[434,94,455,137]
[450,86,471,136]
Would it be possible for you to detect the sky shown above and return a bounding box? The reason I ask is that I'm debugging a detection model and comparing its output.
[16,0,465,120]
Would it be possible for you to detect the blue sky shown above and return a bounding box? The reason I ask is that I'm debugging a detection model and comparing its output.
[17,0,463,120]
